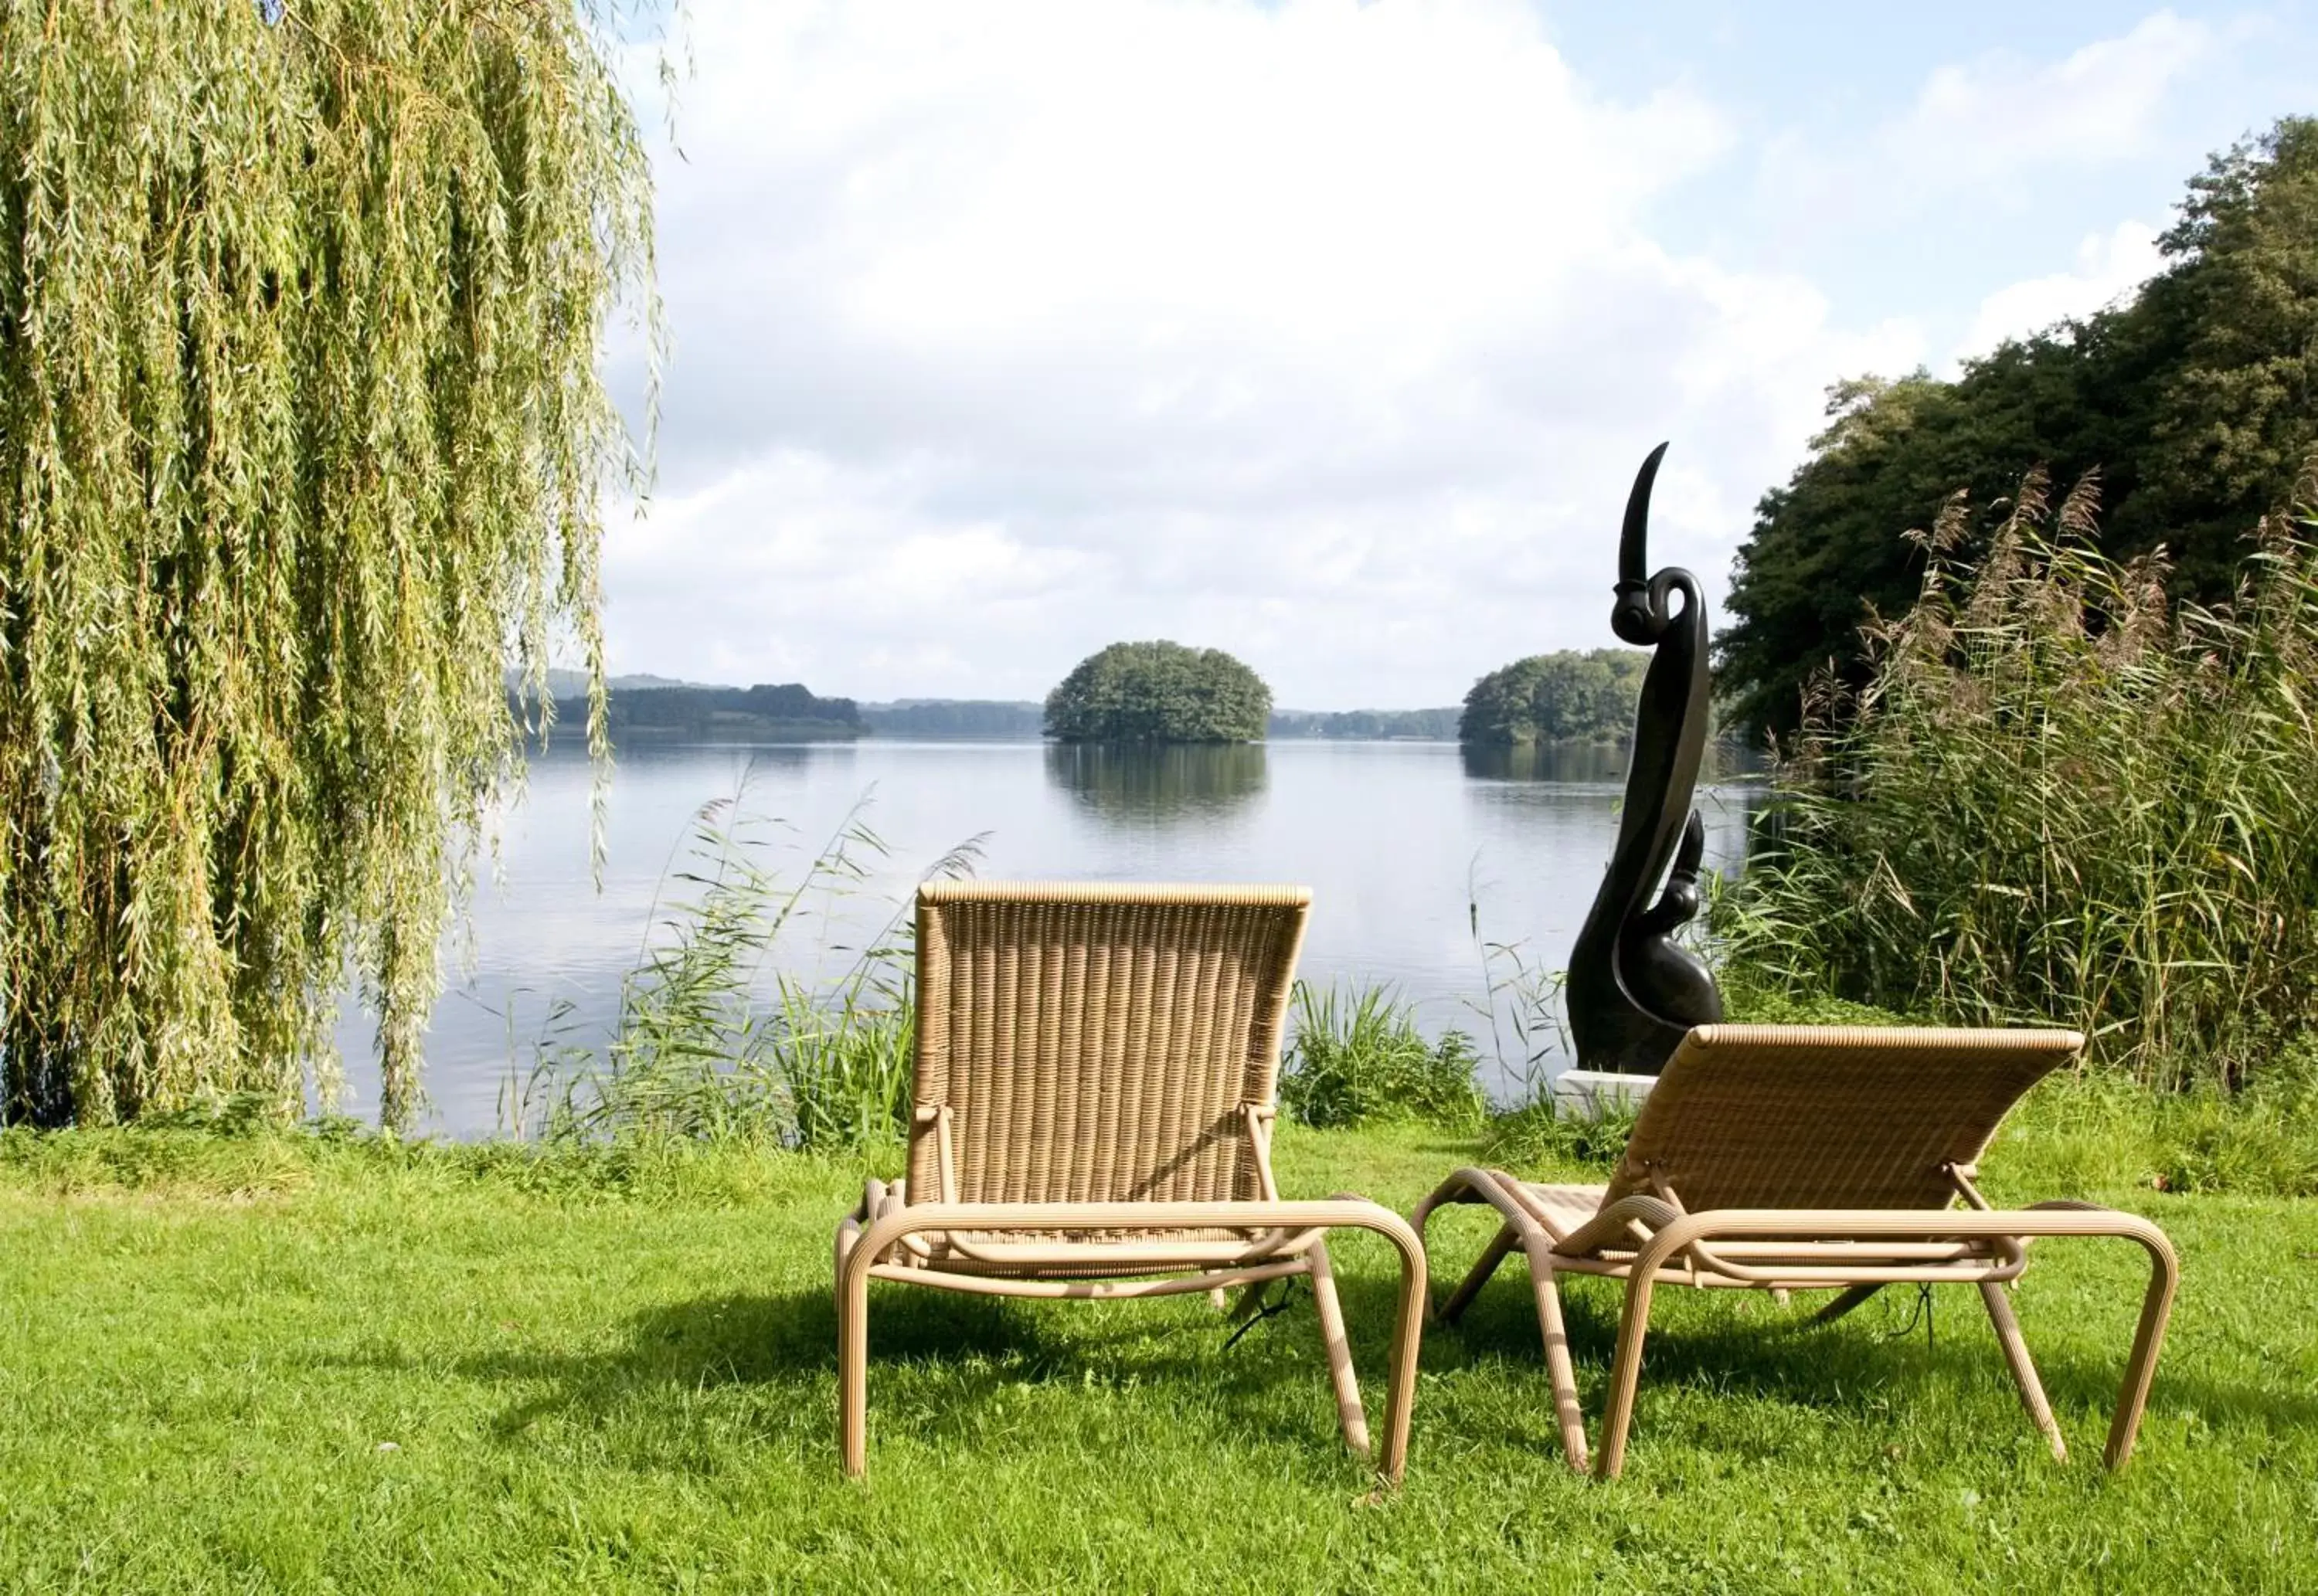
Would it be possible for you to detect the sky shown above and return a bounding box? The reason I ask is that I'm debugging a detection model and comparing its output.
[600,0,2317,710]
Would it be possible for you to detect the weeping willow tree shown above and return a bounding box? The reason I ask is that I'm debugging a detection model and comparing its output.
[0,2,662,1128]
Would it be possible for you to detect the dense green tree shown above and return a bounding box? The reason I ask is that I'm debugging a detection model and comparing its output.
[1044,642,1271,743]
[1719,116,2318,741]
[0,2,660,1126]
[1457,650,1647,745]
[2144,118,2318,559]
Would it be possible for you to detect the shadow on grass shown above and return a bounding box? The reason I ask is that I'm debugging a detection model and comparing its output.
[347,1273,1424,1472]
[1427,1266,2318,1448]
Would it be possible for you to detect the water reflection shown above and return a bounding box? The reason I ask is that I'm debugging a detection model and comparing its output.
[1459,740,1767,784]
[1044,742,1269,824]
[611,739,823,780]
[1460,741,1629,784]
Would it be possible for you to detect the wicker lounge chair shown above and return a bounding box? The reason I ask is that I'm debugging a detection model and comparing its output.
[835,881,1429,1481]
[1413,1024,2178,1478]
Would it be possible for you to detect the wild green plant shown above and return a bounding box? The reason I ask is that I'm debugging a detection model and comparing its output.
[1718,469,2318,1088]
[1479,1094,1640,1172]
[1277,983,1484,1130]
[514,779,977,1149]
[775,984,917,1155]
[0,2,667,1128]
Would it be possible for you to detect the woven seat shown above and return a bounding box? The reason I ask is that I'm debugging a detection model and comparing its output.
[1414,1025,2180,1478]
[834,881,1428,1480]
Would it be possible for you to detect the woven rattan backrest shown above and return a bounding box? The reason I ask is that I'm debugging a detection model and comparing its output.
[1603,1024,2083,1211]
[907,882,1311,1207]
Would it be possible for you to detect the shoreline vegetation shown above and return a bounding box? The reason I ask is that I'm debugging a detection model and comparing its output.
[474,740,2314,1189]
[1718,473,2318,1092]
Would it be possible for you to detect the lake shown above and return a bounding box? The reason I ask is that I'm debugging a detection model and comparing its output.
[335,739,1761,1136]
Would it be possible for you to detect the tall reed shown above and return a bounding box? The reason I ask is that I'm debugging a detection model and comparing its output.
[1718,469,2318,1088]
[1463,856,1572,1101]
[509,776,980,1147]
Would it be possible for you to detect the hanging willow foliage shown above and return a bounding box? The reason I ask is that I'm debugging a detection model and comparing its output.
[0,1,661,1127]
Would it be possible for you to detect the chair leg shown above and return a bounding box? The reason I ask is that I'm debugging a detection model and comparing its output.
[1979,1281,2067,1462]
[838,1254,872,1478]
[1437,1221,1519,1326]
[1521,1238,1589,1472]
[1375,1229,1429,1486]
[2102,1233,2180,1469]
[1595,1267,1661,1479]
[1306,1240,1371,1457]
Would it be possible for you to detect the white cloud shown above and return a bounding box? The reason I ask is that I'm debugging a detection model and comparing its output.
[1761,12,2212,224]
[1953,219,2167,365]
[605,0,1939,707]
[1893,12,2211,185]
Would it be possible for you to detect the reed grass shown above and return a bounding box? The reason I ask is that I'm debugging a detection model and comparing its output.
[1278,983,1486,1130]
[506,774,978,1151]
[1461,858,1581,1103]
[1717,470,2318,1089]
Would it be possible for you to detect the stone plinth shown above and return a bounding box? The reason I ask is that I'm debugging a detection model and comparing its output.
[1551,1068,1657,1120]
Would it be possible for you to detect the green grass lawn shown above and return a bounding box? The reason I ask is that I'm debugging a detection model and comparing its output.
[2,1107,2313,1594]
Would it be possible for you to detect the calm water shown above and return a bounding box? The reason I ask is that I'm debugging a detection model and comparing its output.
[335,739,1759,1136]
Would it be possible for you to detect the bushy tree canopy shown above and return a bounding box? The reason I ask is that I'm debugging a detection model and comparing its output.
[1044,642,1271,743]
[1719,116,2318,741]
[0,1,659,1126]
[1458,650,1646,745]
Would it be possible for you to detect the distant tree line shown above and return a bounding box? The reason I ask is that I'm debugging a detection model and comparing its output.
[860,700,1045,738]
[1458,649,1647,745]
[1719,116,2318,740]
[1045,641,1271,743]
[1269,707,1460,739]
[532,683,864,743]
[518,681,1466,744]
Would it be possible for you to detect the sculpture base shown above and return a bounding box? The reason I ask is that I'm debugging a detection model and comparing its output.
[1552,1068,1657,1120]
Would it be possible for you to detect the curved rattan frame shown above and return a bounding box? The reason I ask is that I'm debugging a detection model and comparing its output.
[1413,1024,2179,1477]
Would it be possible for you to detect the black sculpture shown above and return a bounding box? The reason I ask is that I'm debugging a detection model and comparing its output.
[1566,443,1724,1075]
